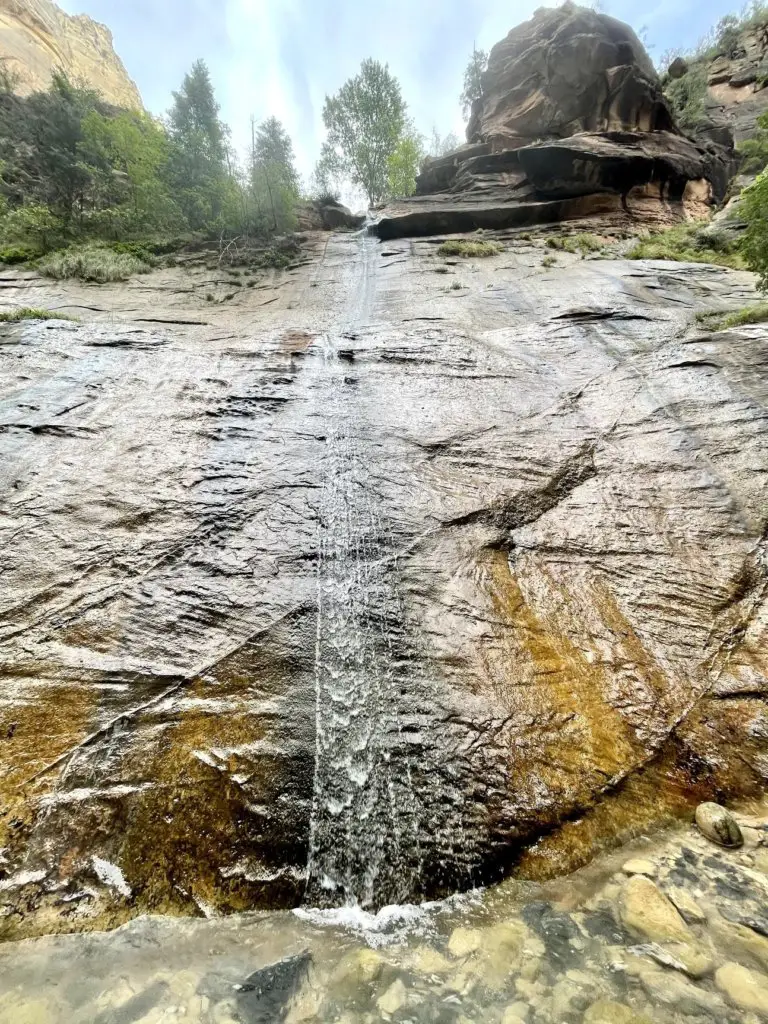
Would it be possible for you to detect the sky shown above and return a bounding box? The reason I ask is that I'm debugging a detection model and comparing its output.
[58,0,744,186]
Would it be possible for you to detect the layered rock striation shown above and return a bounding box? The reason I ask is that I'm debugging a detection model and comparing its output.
[377,4,737,239]
[0,0,142,108]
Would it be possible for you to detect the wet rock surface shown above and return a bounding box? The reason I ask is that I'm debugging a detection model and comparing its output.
[0,231,768,940]
[0,802,767,1022]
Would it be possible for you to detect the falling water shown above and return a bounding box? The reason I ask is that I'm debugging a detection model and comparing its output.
[304,329,423,909]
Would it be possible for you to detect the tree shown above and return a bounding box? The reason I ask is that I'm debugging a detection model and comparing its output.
[321,59,407,207]
[429,128,460,158]
[250,116,300,234]
[387,128,424,199]
[740,110,768,174]
[167,60,230,229]
[460,46,488,121]
[739,170,768,289]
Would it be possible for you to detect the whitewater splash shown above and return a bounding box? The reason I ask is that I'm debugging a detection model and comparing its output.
[304,324,423,909]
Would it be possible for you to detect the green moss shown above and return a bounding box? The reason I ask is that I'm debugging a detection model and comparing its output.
[0,307,76,322]
[628,223,744,269]
[437,239,503,257]
[695,303,768,331]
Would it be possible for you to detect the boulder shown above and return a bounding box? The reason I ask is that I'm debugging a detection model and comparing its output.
[296,199,364,232]
[467,3,675,148]
[668,57,690,80]
[695,802,744,848]
[376,5,737,240]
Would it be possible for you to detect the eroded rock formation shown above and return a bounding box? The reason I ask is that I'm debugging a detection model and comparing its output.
[0,0,142,108]
[377,4,737,239]
[0,234,767,938]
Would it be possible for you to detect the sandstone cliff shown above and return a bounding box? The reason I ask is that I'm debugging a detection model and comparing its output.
[377,5,736,239]
[0,0,142,109]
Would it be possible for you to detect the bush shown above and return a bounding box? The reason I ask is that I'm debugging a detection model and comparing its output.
[0,307,75,322]
[546,233,604,255]
[628,223,744,269]
[38,246,151,283]
[0,245,38,265]
[740,171,768,287]
[437,239,503,257]
[739,111,768,175]
[665,67,709,129]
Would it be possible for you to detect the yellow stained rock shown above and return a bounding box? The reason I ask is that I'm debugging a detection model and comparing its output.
[622,859,656,876]
[377,979,407,1016]
[619,876,693,943]
[448,927,483,958]
[715,962,768,1014]
[583,1000,653,1024]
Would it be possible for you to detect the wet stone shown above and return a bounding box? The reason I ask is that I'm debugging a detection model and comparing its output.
[376,979,407,1016]
[622,859,656,877]
[447,927,483,958]
[695,803,744,849]
[236,952,313,1024]
[583,1000,652,1024]
[715,962,768,1014]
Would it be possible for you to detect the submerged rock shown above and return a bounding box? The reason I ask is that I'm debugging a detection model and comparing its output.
[695,802,744,848]
[715,961,768,1014]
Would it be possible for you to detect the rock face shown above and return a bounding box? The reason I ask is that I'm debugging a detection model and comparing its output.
[0,0,142,108]
[296,198,365,232]
[467,4,674,148]
[696,19,768,142]
[377,5,736,240]
[0,236,767,938]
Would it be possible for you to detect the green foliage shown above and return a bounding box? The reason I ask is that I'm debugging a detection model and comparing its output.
[739,111,768,173]
[38,245,151,283]
[438,239,503,257]
[429,129,460,158]
[249,116,300,234]
[739,169,768,287]
[0,245,37,264]
[387,129,425,199]
[695,303,768,330]
[665,66,709,129]
[461,47,488,121]
[541,254,557,268]
[546,233,604,255]
[0,307,76,322]
[628,222,744,268]
[321,59,407,207]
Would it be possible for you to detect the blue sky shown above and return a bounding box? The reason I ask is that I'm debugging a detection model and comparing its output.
[59,0,742,183]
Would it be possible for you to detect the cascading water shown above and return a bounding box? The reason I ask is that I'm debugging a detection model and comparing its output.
[304,329,423,909]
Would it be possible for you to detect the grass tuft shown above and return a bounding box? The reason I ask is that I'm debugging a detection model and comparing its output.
[695,303,768,331]
[546,233,604,255]
[38,246,151,283]
[438,239,503,258]
[0,307,76,322]
[628,223,744,269]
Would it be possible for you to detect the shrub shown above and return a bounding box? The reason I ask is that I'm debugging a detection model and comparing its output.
[38,246,151,283]
[546,233,604,255]
[541,254,557,268]
[628,223,743,269]
[437,239,503,257]
[0,307,75,322]
[740,171,768,287]
[665,67,709,129]
[0,245,38,265]
[739,111,768,175]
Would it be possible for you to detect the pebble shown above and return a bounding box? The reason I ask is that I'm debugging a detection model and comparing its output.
[622,859,656,877]
[636,964,728,1016]
[409,946,452,975]
[501,1003,530,1023]
[665,886,707,925]
[332,948,383,988]
[710,914,768,972]
[715,961,768,1014]
[376,979,407,1016]
[447,927,482,958]
[695,802,744,848]
[620,875,693,944]
[583,1000,652,1024]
